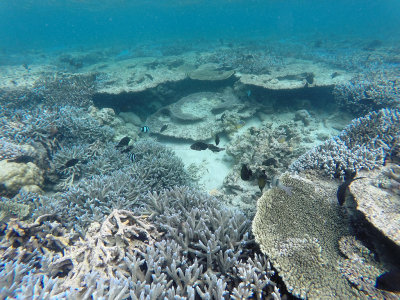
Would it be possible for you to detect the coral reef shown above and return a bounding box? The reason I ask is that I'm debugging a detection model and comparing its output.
[348,165,400,247]
[30,139,190,233]
[32,73,96,108]
[252,172,358,299]
[188,63,235,80]
[146,89,257,140]
[0,188,281,299]
[63,209,162,287]
[0,160,43,196]
[223,121,311,214]
[0,138,34,161]
[333,70,400,115]
[338,236,397,300]
[290,108,400,178]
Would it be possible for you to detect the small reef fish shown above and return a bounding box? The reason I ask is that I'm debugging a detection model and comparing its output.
[375,270,400,293]
[207,144,225,153]
[337,172,365,206]
[258,171,268,192]
[270,176,292,196]
[115,136,131,149]
[240,164,252,181]
[7,155,35,164]
[190,142,209,151]
[235,120,245,129]
[140,126,150,133]
[60,158,79,170]
[128,153,136,162]
[263,158,278,168]
[160,124,168,132]
[215,134,220,146]
[247,90,251,97]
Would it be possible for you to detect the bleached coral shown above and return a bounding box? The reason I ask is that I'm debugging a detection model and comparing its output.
[290,108,400,178]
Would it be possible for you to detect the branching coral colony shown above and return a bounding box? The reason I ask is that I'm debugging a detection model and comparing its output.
[0,71,281,297]
[1,41,400,300]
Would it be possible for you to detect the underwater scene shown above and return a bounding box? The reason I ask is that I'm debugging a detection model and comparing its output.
[1,0,400,299]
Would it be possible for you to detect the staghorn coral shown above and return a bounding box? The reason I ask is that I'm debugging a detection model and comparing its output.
[333,70,400,115]
[51,142,132,190]
[0,105,114,146]
[290,108,400,178]
[129,139,191,191]
[0,187,281,299]
[252,172,359,299]
[32,73,96,108]
[0,138,33,161]
[63,209,162,288]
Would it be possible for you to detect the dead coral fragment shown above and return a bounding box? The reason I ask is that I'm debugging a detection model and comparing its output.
[64,209,162,288]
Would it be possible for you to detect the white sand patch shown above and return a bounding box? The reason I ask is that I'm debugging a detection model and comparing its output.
[162,137,233,193]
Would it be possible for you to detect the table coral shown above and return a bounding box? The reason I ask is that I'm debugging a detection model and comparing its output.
[252,172,360,299]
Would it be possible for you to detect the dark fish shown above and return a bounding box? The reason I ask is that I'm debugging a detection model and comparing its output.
[337,172,364,206]
[240,164,252,181]
[64,158,79,168]
[375,270,400,293]
[258,171,268,192]
[0,221,7,236]
[116,137,131,148]
[215,134,220,146]
[8,155,35,164]
[160,125,168,132]
[120,145,133,153]
[331,72,339,79]
[263,158,278,167]
[140,126,150,133]
[207,144,225,152]
[190,142,209,151]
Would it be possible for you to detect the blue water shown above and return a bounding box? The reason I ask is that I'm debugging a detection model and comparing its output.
[1,0,399,52]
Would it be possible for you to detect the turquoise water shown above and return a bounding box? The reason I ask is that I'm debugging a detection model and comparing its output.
[1,0,400,51]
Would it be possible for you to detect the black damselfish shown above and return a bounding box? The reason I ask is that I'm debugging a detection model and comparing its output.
[160,124,168,132]
[240,164,252,181]
[207,144,225,152]
[141,126,150,133]
[215,134,220,146]
[116,136,131,148]
[190,142,209,151]
[7,155,35,164]
[337,172,364,206]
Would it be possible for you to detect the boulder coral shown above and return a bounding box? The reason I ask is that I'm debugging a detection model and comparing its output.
[0,160,43,196]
